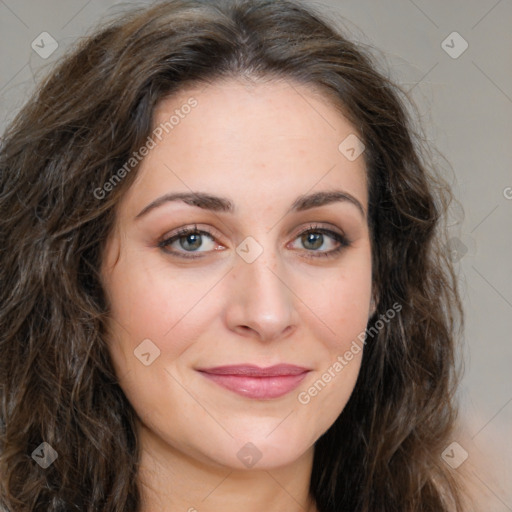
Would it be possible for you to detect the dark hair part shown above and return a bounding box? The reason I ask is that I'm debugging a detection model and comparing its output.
[0,0,465,510]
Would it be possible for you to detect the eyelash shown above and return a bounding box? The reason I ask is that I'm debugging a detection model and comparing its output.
[158,223,350,260]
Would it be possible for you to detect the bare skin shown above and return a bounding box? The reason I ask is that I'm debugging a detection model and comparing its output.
[101,78,373,512]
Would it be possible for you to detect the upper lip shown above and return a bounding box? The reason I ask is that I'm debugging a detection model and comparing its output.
[196,364,310,377]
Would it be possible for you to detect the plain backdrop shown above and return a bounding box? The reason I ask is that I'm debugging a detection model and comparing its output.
[1,0,511,508]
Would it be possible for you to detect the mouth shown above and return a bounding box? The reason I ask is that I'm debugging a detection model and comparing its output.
[196,364,311,400]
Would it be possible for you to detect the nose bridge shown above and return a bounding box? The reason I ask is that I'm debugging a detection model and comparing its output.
[226,235,296,340]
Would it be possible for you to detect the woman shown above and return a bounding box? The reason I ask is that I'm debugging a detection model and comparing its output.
[0,0,468,510]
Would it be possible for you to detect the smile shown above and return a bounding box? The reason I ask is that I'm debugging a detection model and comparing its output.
[196,364,311,400]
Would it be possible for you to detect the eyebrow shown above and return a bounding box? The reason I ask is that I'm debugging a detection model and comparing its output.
[135,189,366,220]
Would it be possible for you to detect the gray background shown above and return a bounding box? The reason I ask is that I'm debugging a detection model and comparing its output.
[1,0,511,508]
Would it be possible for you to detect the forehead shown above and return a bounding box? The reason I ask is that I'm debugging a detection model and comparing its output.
[123,78,368,215]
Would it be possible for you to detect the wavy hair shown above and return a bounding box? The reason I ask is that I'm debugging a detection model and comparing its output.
[0,0,465,510]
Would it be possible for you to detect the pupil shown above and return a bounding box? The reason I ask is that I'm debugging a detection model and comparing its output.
[303,232,322,250]
[182,233,202,251]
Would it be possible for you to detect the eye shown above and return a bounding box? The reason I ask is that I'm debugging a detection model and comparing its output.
[158,223,350,260]
[158,224,222,259]
[289,223,350,259]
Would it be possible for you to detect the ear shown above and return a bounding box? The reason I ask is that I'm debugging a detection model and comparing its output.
[369,287,378,318]
[369,297,376,318]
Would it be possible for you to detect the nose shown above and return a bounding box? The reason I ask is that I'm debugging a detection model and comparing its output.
[224,243,298,342]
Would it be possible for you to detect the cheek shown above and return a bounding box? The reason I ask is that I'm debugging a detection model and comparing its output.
[102,249,223,368]
[295,248,373,347]
[291,250,371,424]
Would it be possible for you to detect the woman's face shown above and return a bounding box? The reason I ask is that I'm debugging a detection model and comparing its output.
[101,78,373,471]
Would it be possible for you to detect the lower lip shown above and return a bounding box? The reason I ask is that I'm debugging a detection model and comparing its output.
[198,371,309,400]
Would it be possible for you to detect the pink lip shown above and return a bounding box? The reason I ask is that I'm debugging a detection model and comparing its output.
[197,364,310,399]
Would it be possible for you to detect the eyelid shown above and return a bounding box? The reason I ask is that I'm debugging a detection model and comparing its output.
[158,222,350,259]
[158,223,219,244]
[289,222,345,240]
[157,224,223,255]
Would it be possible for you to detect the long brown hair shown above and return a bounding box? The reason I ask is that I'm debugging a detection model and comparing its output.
[0,0,465,510]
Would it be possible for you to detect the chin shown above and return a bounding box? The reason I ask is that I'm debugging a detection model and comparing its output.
[199,424,316,471]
